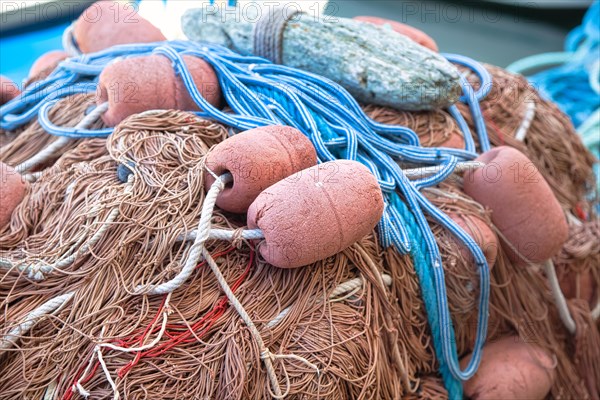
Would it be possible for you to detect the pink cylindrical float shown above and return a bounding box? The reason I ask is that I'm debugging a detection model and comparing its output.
[0,163,27,229]
[73,1,166,53]
[28,50,69,81]
[97,54,222,126]
[449,213,499,269]
[0,76,20,105]
[248,160,384,269]
[354,16,439,52]
[205,125,317,214]
[463,146,568,265]
[460,336,555,400]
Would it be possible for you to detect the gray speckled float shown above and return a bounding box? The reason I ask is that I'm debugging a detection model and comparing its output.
[181,9,461,111]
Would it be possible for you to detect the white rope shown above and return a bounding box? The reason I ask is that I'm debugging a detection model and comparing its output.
[402,161,485,179]
[18,102,109,175]
[543,259,576,334]
[267,274,392,329]
[73,349,97,398]
[96,327,120,400]
[0,291,74,351]
[99,293,172,353]
[592,301,600,321]
[143,173,320,397]
[43,380,58,400]
[136,173,233,295]
[514,100,536,142]
[566,211,584,227]
[24,171,44,183]
[179,228,264,242]
[202,247,287,397]
[73,293,167,398]
[62,23,82,57]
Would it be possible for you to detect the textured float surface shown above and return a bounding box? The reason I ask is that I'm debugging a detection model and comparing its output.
[0,76,20,105]
[0,163,27,229]
[449,213,498,268]
[460,336,555,400]
[205,125,317,213]
[182,9,461,111]
[463,146,569,265]
[97,54,221,126]
[247,160,384,268]
[74,1,166,53]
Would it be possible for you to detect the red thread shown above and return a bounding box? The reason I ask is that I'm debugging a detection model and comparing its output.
[118,247,252,377]
[575,203,587,221]
[62,246,247,396]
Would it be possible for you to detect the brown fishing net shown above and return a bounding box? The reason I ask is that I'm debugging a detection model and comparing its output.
[555,219,599,306]
[0,110,413,399]
[0,93,106,171]
[0,127,22,148]
[424,181,597,399]
[363,72,599,398]
[1,64,598,399]
[363,105,465,149]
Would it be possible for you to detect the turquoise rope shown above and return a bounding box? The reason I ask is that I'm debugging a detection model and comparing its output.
[506,52,574,76]
[507,0,599,199]
[391,192,463,400]
[579,110,600,193]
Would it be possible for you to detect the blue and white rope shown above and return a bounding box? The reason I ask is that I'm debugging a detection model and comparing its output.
[0,38,492,393]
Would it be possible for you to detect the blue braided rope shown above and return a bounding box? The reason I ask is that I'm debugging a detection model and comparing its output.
[391,192,462,400]
[0,37,492,391]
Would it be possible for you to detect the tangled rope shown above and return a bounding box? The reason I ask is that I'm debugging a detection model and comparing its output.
[0,39,495,392]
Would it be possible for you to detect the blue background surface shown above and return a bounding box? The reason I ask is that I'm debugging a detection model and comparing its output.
[1,24,68,82]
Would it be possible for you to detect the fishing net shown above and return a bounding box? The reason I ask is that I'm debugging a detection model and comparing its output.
[1,110,413,399]
[0,12,597,394]
[362,106,465,149]
[363,69,599,398]
[424,181,597,399]
[0,93,106,171]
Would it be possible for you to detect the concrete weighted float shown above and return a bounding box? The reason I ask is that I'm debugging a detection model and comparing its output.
[247,160,384,269]
[460,335,555,400]
[0,76,20,105]
[97,54,222,126]
[463,146,568,265]
[204,125,317,214]
[353,16,439,52]
[182,9,461,111]
[0,163,27,229]
[73,1,166,54]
